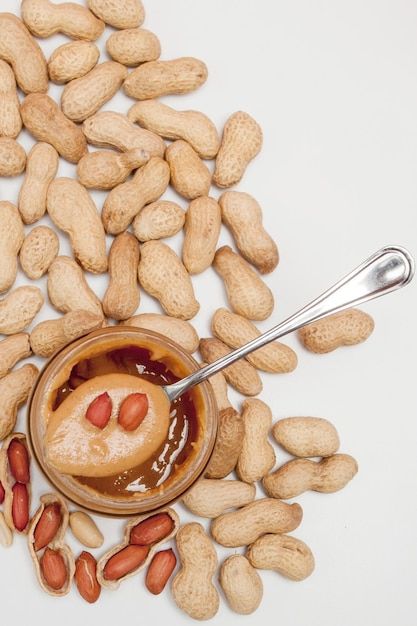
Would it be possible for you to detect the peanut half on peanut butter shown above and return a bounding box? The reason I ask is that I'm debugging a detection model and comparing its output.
[43,373,170,477]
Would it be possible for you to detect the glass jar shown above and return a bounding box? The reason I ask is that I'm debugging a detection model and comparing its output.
[27,326,218,516]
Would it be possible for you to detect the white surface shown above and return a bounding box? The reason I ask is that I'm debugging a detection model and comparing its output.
[1,1,417,624]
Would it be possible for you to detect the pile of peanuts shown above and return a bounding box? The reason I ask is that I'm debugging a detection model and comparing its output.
[0,0,376,620]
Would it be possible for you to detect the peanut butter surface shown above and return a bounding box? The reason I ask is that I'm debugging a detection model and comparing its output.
[44,372,170,478]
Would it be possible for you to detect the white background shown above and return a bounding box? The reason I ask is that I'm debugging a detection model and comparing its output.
[1,1,417,625]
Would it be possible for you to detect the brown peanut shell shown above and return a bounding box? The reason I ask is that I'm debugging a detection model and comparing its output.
[235,398,276,484]
[30,310,105,358]
[0,287,44,335]
[21,0,105,40]
[0,200,24,295]
[102,157,170,235]
[0,13,49,94]
[272,416,340,458]
[103,232,140,321]
[262,454,359,500]
[182,478,256,518]
[76,147,150,190]
[219,190,278,273]
[246,533,315,582]
[165,139,211,200]
[138,240,200,320]
[20,225,59,280]
[213,111,263,188]
[61,61,128,123]
[128,99,219,159]
[96,507,179,590]
[205,368,231,412]
[210,498,303,548]
[121,313,199,353]
[0,366,39,440]
[0,433,31,534]
[0,138,26,177]
[48,41,100,84]
[28,493,75,596]
[204,407,245,479]
[46,177,107,274]
[213,245,274,321]
[219,554,263,615]
[0,60,22,138]
[87,0,145,30]
[82,111,166,156]
[172,522,219,621]
[298,308,375,353]
[199,337,262,396]
[132,200,185,242]
[18,142,59,225]
[0,334,32,379]
[47,256,104,318]
[123,57,208,100]
[182,196,222,274]
[20,93,88,163]
[106,27,161,66]
[211,307,297,374]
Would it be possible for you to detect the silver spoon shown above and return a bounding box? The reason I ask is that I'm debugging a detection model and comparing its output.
[164,245,415,403]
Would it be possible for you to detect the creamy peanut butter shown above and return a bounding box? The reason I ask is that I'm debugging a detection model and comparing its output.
[44,372,170,478]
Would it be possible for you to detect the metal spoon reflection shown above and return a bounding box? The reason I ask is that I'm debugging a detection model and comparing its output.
[162,245,414,403]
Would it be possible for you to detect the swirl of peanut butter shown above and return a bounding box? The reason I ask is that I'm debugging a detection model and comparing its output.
[44,373,170,478]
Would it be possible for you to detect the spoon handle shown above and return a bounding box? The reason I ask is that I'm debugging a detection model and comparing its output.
[167,245,415,401]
